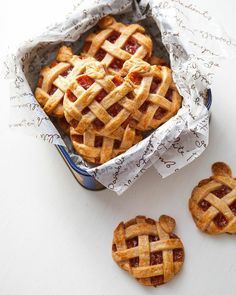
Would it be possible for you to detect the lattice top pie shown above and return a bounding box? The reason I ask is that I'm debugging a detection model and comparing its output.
[112,215,184,287]
[63,58,142,140]
[83,16,153,75]
[189,162,236,234]
[123,58,182,131]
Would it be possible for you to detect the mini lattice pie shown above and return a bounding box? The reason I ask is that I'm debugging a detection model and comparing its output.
[112,215,184,287]
[63,59,144,140]
[70,126,142,164]
[35,46,84,117]
[123,58,182,131]
[189,162,236,234]
[83,16,153,75]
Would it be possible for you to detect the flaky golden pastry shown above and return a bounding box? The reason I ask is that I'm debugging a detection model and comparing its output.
[83,16,153,75]
[189,162,236,234]
[112,215,184,287]
[70,126,142,164]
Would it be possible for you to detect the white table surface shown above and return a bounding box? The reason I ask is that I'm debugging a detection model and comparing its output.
[1,0,236,294]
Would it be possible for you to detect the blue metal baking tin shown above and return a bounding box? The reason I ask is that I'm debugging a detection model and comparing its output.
[57,89,212,191]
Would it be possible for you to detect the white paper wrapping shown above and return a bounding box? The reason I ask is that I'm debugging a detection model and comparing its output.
[5,0,235,194]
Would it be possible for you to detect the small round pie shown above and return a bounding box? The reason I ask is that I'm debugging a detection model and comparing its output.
[112,215,185,287]
[123,58,182,131]
[63,59,144,140]
[83,16,153,75]
[189,162,236,234]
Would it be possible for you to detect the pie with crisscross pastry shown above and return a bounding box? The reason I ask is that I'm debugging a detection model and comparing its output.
[35,46,85,117]
[70,126,142,164]
[82,16,153,76]
[189,162,236,234]
[63,61,147,140]
[122,58,182,131]
[112,215,184,287]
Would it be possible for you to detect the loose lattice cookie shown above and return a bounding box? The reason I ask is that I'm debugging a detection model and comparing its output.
[123,58,182,131]
[112,215,184,287]
[35,46,85,117]
[83,16,153,75]
[189,162,236,234]
[70,126,142,164]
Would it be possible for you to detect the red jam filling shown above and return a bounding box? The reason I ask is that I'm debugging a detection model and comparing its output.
[150,251,163,265]
[107,103,123,117]
[67,89,77,102]
[211,185,232,198]
[165,89,173,101]
[95,48,106,61]
[107,31,121,43]
[139,101,149,113]
[126,92,134,100]
[92,118,104,130]
[94,136,103,147]
[198,199,211,211]
[173,249,184,262]
[154,107,168,120]
[110,58,124,70]
[129,72,142,85]
[229,200,236,215]
[82,107,90,115]
[122,117,132,128]
[150,77,161,94]
[61,66,73,77]
[114,140,121,149]
[126,237,138,248]
[112,76,124,87]
[77,75,95,90]
[149,235,159,242]
[49,85,57,95]
[151,275,164,286]
[71,134,83,143]
[122,37,140,54]
[126,237,139,268]
[213,213,228,228]
[130,257,139,267]
[95,89,107,102]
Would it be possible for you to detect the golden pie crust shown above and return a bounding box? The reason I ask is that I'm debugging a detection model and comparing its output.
[189,162,236,234]
[112,215,184,287]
